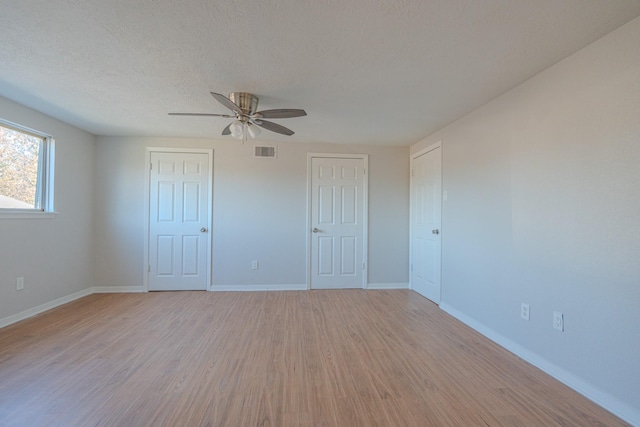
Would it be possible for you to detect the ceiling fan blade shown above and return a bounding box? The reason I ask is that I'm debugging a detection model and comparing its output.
[255,109,307,119]
[210,92,242,114]
[221,123,232,136]
[168,112,234,117]
[256,120,295,136]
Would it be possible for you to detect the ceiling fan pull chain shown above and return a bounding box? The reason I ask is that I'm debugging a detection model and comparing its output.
[243,123,247,144]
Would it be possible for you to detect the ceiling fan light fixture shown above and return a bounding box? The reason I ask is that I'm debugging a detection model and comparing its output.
[247,123,261,139]
[229,120,244,139]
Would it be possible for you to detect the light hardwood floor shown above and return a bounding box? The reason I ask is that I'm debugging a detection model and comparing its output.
[0,290,628,426]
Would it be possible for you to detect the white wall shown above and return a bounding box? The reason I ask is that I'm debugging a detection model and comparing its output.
[93,137,409,290]
[411,17,640,420]
[0,96,95,320]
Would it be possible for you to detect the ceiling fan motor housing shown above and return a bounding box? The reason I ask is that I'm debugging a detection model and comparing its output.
[229,92,259,115]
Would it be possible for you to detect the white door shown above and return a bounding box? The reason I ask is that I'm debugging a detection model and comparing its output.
[310,156,366,289]
[410,145,441,303]
[149,152,210,291]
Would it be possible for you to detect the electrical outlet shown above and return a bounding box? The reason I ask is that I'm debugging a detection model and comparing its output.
[521,303,530,321]
[251,260,258,270]
[16,277,24,291]
[553,311,564,331]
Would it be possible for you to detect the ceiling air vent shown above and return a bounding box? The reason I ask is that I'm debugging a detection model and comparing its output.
[254,146,277,158]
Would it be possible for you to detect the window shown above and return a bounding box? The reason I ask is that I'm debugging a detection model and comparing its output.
[0,119,54,216]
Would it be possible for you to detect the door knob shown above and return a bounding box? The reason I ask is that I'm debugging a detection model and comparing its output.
[312,228,320,233]
[432,229,440,235]
[200,227,208,233]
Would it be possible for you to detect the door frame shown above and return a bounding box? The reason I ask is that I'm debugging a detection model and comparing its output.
[409,141,442,303]
[306,153,369,290]
[143,147,214,292]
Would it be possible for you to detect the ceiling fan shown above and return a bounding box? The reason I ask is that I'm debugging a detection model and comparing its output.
[169,92,306,140]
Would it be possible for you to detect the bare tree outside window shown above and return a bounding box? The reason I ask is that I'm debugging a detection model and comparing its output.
[0,123,49,210]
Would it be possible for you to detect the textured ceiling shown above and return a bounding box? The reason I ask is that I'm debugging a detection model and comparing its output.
[1,0,639,146]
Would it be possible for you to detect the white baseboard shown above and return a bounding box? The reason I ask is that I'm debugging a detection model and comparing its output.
[92,286,147,293]
[210,284,308,292]
[439,303,640,426]
[211,283,410,291]
[367,282,409,290]
[0,287,93,329]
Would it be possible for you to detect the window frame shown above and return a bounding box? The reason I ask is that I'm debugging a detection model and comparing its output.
[0,118,56,219]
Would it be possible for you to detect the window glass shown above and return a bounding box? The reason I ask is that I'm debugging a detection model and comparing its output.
[0,120,54,213]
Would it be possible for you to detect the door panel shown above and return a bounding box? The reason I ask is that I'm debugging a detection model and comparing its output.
[157,236,175,275]
[319,236,334,275]
[182,235,199,275]
[319,186,335,224]
[183,182,201,222]
[149,152,210,291]
[341,236,357,275]
[310,157,365,289]
[341,186,357,224]
[410,146,442,302]
[158,182,175,221]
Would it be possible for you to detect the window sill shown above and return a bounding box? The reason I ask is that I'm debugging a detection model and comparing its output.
[0,211,59,219]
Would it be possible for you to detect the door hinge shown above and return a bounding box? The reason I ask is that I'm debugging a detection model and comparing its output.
[362,262,366,270]
[411,169,414,177]
[150,162,153,170]
[363,168,366,175]
[148,265,151,273]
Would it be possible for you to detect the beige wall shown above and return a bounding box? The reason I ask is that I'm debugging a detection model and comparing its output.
[412,17,640,419]
[0,96,95,320]
[93,137,409,289]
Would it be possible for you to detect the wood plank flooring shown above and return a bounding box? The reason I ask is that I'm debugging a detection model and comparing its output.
[0,290,628,426]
